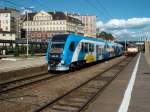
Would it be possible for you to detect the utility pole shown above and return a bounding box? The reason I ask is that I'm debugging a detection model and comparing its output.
[22,7,34,57]
[125,40,127,53]
[26,11,29,56]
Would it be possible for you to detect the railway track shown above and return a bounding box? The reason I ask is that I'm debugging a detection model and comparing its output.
[34,56,134,112]
[0,72,59,94]
[0,56,124,94]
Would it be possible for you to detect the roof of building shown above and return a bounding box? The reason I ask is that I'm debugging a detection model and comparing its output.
[0,7,19,13]
[23,11,83,25]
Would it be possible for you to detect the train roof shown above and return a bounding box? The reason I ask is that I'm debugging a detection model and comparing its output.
[50,34,105,43]
[50,34,123,47]
[68,34,105,42]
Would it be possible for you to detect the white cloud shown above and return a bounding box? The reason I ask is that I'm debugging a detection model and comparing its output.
[97,18,150,30]
[96,18,150,41]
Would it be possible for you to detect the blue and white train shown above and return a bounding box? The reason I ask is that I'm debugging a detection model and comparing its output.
[46,34,123,71]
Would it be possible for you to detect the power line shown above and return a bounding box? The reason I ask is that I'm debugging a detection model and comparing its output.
[31,0,51,11]
[95,0,114,19]
[1,0,23,7]
[85,0,110,20]
[1,0,37,12]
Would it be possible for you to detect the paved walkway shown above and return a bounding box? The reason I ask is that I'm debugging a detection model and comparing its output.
[85,53,150,112]
[128,53,150,112]
[145,53,150,67]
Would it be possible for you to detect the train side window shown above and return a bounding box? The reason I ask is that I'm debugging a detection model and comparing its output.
[84,43,88,53]
[89,44,91,52]
[69,41,75,51]
[98,47,100,54]
[102,48,104,54]
[96,45,99,53]
[81,42,84,52]
[92,44,94,52]
[89,43,94,52]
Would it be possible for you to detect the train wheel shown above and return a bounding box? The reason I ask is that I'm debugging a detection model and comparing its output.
[69,63,76,72]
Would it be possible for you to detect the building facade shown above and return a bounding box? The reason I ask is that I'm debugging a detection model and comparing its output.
[0,31,16,40]
[69,13,96,37]
[0,8,20,39]
[23,11,84,41]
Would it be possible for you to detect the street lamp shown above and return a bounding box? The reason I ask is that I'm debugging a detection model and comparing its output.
[21,7,34,57]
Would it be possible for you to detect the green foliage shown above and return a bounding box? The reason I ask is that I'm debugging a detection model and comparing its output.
[29,45,34,57]
[14,44,19,57]
[97,31,115,41]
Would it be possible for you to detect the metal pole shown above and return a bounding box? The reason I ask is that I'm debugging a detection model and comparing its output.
[125,40,126,53]
[27,11,29,56]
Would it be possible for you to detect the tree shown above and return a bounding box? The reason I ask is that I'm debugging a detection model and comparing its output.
[98,31,115,41]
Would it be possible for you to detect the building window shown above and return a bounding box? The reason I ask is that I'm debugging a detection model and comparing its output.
[5,26,8,30]
[3,33,6,36]
[6,20,8,24]
[5,14,8,17]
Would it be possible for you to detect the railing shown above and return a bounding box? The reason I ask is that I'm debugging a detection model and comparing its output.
[0,39,48,56]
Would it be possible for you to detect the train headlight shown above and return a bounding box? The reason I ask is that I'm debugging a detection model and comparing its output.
[61,60,65,64]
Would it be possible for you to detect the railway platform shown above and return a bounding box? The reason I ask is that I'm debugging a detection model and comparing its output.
[0,56,47,82]
[85,53,150,112]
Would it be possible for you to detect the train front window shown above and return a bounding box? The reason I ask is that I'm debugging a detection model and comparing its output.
[51,34,68,42]
[51,43,65,48]
[49,34,68,53]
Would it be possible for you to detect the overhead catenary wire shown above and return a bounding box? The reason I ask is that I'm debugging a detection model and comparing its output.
[1,0,23,7]
[95,0,114,19]
[1,0,37,12]
[85,0,110,20]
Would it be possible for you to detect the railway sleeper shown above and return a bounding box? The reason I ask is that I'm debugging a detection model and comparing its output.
[82,86,100,91]
[69,92,93,100]
[100,73,117,78]
[58,100,82,108]
[61,99,84,106]
[97,77,112,82]
[52,104,79,111]
[108,69,121,72]
[86,83,102,88]
[80,89,97,95]
[68,98,87,104]
[56,103,81,109]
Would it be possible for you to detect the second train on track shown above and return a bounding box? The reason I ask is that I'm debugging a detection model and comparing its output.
[46,34,123,71]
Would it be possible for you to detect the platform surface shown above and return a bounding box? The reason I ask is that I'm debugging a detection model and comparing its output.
[85,53,150,112]
[0,56,46,73]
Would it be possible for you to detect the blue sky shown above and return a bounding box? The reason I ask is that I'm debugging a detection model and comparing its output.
[1,0,150,41]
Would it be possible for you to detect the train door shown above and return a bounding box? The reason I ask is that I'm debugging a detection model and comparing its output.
[96,45,99,60]
[97,45,103,61]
